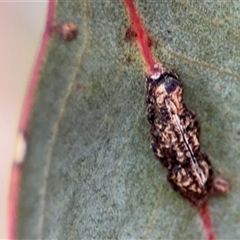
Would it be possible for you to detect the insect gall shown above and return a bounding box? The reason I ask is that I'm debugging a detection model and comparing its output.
[56,22,78,41]
[146,68,229,206]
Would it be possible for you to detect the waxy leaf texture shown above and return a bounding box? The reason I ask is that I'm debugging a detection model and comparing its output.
[19,1,240,239]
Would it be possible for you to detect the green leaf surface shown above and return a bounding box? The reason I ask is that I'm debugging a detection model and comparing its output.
[19,1,240,239]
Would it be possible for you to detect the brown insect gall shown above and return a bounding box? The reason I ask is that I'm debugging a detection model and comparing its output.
[146,67,229,206]
[56,22,78,41]
[212,176,229,195]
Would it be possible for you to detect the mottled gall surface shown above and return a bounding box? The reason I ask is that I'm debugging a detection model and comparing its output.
[146,70,229,206]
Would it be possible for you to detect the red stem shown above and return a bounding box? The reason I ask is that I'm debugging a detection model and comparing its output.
[198,202,216,240]
[123,0,157,74]
[8,1,56,239]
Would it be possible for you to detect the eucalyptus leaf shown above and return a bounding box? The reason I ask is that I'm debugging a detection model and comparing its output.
[19,1,240,239]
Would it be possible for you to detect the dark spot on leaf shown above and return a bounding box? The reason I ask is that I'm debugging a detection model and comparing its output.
[162,30,173,42]
[76,83,86,90]
[147,37,158,48]
[167,30,172,35]
[124,27,137,42]
[125,55,132,63]
[86,6,90,17]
